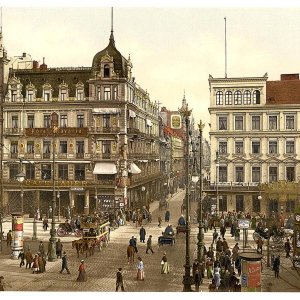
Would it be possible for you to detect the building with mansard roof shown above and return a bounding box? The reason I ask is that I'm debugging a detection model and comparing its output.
[207,73,300,217]
[0,21,162,217]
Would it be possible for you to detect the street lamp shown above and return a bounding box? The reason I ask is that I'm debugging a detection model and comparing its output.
[16,170,26,214]
[179,101,193,292]
[197,120,205,264]
[141,186,146,207]
[57,190,61,222]
[48,112,58,262]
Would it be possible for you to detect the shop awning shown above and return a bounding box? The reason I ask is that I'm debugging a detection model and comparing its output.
[146,119,152,127]
[128,163,141,174]
[93,162,117,175]
[129,110,136,118]
[92,108,121,114]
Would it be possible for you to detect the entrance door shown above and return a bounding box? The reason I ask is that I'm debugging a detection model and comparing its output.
[75,194,85,215]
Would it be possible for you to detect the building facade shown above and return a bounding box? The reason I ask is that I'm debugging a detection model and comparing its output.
[1,26,162,217]
[207,73,300,217]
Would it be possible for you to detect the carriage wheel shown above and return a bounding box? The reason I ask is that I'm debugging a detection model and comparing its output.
[75,229,82,238]
[57,227,66,237]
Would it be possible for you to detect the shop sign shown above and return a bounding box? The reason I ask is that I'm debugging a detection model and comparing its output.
[170,114,182,129]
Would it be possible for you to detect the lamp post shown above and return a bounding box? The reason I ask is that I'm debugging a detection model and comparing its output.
[197,120,205,263]
[141,186,146,207]
[57,190,61,222]
[179,102,193,292]
[48,112,58,262]
[16,170,26,214]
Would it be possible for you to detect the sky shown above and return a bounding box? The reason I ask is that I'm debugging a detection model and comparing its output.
[2,1,300,141]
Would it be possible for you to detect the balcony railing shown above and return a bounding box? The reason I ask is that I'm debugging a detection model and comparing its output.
[89,127,120,133]
[76,153,84,159]
[127,128,140,135]
[203,181,260,191]
[4,128,23,135]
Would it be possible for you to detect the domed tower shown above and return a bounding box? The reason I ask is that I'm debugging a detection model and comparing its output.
[91,12,131,79]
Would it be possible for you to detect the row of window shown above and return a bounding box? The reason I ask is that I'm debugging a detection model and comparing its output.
[9,85,121,103]
[218,114,295,131]
[218,139,295,155]
[218,195,295,213]
[10,163,86,181]
[11,114,85,129]
[217,165,296,183]
[216,90,261,106]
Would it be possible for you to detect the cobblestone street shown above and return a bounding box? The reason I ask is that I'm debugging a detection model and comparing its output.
[0,188,300,292]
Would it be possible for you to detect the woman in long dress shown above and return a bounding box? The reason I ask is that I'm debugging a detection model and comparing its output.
[161,252,170,274]
[136,257,144,280]
[77,260,87,282]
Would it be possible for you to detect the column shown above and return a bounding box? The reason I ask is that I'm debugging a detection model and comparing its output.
[84,190,90,215]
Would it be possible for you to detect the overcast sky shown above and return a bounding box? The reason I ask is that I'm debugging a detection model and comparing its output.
[2,1,300,138]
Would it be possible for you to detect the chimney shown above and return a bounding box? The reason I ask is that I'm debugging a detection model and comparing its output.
[280,74,299,81]
[32,60,39,70]
[40,57,47,71]
[22,52,26,58]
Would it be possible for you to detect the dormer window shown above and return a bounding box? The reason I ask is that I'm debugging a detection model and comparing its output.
[44,92,50,101]
[104,64,110,78]
[77,89,84,101]
[11,90,17,102]
[60,89,67,101]
[59,82,69,101]
[27,90,34,102]
[26,83,36,102]
[42,83,52,102]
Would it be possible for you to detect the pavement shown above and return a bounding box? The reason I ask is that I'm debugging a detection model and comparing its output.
[0,188,299,292]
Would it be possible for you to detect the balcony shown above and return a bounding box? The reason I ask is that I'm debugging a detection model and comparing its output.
[24,153,34,159]
[4,128,23,136]
[89,127,120,134]
[43,153,51,159]
[127,128,140,135]
[76,153,84,159]
[58,153,68,159]
[102,153,111,159]
[203,181,260,192]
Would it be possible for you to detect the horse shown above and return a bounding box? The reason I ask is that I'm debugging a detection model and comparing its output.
[82,239,95,258]
[72,239,83,258]
[127,245,135,264]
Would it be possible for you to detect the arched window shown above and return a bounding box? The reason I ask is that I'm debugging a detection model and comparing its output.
[216,91,223,105]
[225,91,232,105]
[243,90,251,104]
[234,90,242,105]
[104,64,110,78]
[253,90,260,104]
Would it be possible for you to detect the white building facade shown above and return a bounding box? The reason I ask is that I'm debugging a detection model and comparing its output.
[207,73,300,216]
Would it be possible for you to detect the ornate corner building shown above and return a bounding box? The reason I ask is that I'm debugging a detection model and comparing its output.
[207,73,300,217]
[0,25,163,216]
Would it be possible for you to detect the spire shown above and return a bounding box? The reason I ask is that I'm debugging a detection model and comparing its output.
[182,90,187,108]
[109,7,115,46]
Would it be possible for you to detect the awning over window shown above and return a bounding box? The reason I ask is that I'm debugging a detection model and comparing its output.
[92,108,121,114]
[129,110,136,118]
[128,163,141,174]
[146,119,152,127]
[93,162,117,175]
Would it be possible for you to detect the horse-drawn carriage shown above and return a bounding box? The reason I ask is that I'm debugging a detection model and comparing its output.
[57,222,82,237]
[158,225,176,246]
[72,216,110,258]
[158,234,175,247]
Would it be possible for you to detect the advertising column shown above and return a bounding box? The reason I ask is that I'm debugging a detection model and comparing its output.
[240,252,262,292]
[11,213,24,259]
